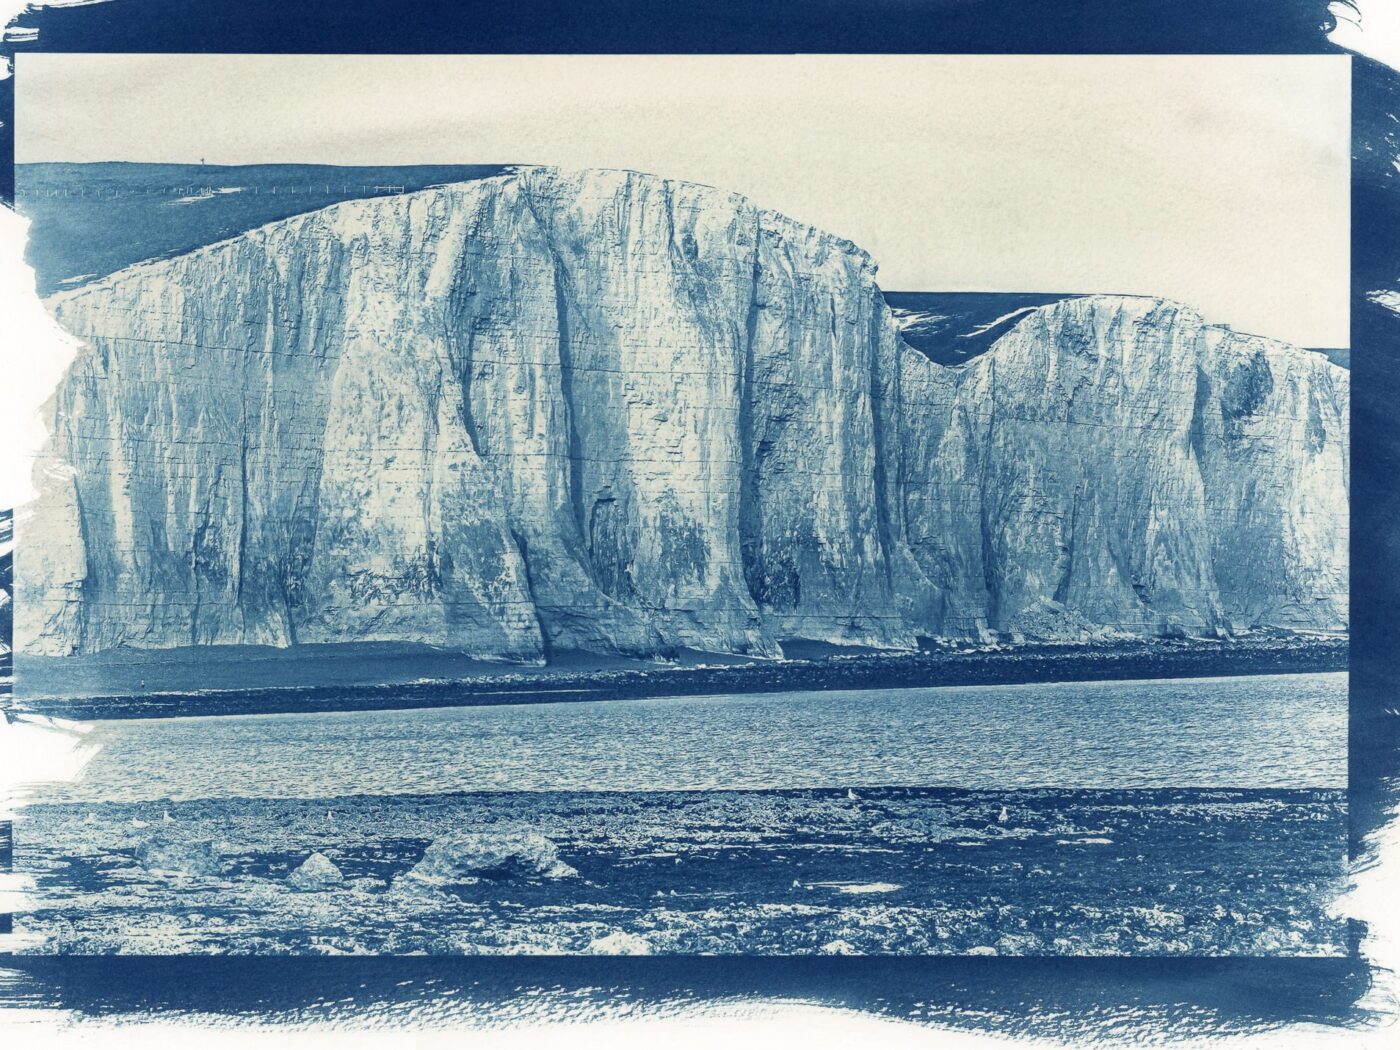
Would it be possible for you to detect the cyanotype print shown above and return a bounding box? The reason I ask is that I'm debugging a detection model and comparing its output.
[4,53,1352,962]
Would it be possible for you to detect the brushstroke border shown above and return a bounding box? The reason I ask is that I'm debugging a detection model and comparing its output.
[0,0,1394,1040]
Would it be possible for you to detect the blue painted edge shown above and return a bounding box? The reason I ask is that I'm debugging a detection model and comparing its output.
[0,0,1393,1035]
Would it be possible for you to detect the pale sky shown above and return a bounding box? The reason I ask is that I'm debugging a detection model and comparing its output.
[16,53,1350,347]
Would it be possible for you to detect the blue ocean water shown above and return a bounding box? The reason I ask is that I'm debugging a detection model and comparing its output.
[46,672,1346,803]
[10,673,1348,956]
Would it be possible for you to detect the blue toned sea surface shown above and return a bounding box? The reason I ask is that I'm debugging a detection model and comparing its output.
[15,673,1347,955]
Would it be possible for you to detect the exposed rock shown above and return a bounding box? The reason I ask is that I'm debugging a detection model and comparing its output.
[586,930,653,955]
[17,168,1348,659]
[135,833,221,876]
[403,829,577,883]
[286,851,344,891]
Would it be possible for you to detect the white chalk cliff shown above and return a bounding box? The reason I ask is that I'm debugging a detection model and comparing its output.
[16,168,1349,659]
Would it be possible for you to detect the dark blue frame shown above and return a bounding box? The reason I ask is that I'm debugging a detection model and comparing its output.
[0,0,1393,1037]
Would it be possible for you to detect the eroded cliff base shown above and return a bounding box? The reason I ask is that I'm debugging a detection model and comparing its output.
[12,632,1347,719]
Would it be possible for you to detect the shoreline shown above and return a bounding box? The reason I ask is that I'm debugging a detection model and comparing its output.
[9,635,1347,721]
[16,786,1347,957]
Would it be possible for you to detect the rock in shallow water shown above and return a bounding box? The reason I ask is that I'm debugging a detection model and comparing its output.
[586,930,653,955]
[135,833,221,876]
[286,851,345,891]
[403,829,578,884]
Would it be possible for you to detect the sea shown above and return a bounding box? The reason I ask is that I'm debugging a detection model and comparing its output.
[13,672,1347,956]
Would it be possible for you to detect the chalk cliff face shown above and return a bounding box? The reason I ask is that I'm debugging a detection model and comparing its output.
[895,297,1349,640]
[16,168,1349,659]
